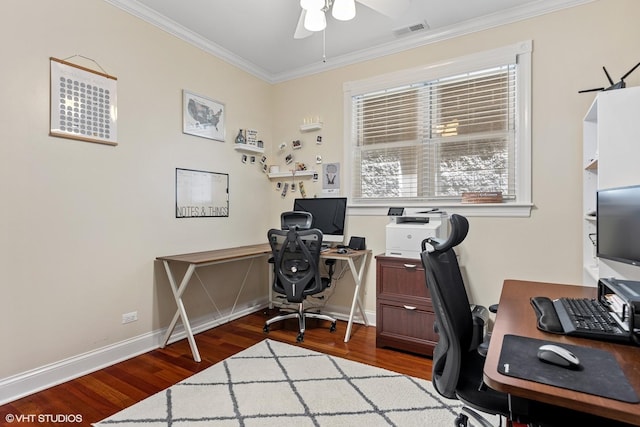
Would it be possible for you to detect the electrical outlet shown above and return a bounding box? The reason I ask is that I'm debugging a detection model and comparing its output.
[122,311,138,324]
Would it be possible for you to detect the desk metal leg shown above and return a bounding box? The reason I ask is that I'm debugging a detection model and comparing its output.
[344,255,369,342]
[161,261,202,362]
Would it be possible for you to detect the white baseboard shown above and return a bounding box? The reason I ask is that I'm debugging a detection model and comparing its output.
[0,301,376,406]
[0,300,265,405]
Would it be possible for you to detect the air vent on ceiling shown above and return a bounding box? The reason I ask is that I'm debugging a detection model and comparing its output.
[393,20,429,37]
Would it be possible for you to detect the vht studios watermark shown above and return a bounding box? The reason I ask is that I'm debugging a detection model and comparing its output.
[4,413,83,423]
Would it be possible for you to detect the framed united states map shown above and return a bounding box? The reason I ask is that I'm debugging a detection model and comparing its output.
[182,90,225,141]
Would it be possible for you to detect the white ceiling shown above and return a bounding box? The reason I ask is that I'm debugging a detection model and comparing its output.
[106,0,590,83]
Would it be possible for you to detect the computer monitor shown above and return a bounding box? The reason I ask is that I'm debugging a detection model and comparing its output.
[293,197,347,244]
[597,184,640,266]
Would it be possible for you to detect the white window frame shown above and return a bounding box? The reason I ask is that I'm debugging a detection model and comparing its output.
[343,41,533,217]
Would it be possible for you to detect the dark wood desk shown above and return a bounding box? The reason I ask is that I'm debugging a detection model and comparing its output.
[484,280,640,425]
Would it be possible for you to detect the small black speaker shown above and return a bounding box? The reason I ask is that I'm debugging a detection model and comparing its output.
[348,236,366,250]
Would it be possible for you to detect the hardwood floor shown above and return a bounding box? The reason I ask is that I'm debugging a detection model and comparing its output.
[1,310,433,426]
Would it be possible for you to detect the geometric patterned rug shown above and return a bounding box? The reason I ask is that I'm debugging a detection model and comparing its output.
[94,339,466,426]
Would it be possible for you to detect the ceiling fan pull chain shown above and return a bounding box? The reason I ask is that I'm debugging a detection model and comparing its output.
[322,30,327,63]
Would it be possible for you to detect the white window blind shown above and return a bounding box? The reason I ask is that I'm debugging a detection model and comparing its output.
[350,64,517,203]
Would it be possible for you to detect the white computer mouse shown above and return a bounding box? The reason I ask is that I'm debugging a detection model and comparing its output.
[537,344,581,369]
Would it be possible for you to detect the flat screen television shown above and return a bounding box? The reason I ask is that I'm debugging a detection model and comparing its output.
[293,197,347,244]
[597,184,640,266]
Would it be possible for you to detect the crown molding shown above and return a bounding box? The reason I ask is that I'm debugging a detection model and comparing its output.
[105,0,594,84]
[103,0,273,82]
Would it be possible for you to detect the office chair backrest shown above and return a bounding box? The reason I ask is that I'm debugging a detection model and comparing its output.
[268,226,323,303]
[420,214,472,399]
[281,211,313,230]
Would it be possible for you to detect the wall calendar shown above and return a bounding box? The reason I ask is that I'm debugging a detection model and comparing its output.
[50,57,118,146]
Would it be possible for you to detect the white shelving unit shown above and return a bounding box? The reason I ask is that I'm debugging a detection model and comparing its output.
[582,97,599,285]
[582,87,640,285]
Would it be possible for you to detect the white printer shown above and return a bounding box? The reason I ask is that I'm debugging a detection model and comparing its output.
[385,208,448,259]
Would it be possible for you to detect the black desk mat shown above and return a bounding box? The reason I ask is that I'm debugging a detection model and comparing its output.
[498,334,639,403]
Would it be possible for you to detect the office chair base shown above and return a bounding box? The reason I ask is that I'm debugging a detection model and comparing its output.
[263,306,337,342]
[456,407,496,427]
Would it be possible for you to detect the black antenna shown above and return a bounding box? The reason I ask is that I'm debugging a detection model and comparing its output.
[579,61,640,93]
[603,66,615,85]
[621,62,640,81]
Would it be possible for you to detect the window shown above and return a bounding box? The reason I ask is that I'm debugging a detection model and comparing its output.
[343,42,532,216]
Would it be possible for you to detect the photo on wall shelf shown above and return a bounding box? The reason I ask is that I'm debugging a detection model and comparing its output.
[182,90,225,141]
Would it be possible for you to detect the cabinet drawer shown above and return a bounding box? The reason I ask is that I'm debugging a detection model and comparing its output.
[376,302,437,355]
[376,258,430,301]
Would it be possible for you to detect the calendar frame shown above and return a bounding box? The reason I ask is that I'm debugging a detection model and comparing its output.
[50,57,118,146]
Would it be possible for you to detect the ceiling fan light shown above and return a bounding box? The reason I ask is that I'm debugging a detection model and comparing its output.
[304,8,326,32]
[332,0,356,21]
[300,0,324,11]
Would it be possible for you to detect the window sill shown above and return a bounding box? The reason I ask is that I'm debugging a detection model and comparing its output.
[347,202,533,218]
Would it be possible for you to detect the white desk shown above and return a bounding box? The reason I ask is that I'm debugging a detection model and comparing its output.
[158,244,371,361]
[324,248,371,342]
[157,243,272,362]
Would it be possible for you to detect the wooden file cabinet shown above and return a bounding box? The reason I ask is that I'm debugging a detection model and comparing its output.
[375,255,437,356]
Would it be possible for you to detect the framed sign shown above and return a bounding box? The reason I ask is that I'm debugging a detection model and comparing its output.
[50,57,118,146]
[176,168,229,218]
[183,90,225,141]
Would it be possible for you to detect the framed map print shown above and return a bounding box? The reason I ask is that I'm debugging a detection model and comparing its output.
[183,90,225,141]
[175,168,229,218]
[50,57,118,146]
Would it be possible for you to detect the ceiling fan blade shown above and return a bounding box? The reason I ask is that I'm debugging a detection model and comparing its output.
[356,0,411,19]
[294,9,313,39]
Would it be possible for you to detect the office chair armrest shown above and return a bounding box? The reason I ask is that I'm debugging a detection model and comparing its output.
[324,259,336,280]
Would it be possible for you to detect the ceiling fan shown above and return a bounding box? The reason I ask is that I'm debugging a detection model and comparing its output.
[294,0,412,39]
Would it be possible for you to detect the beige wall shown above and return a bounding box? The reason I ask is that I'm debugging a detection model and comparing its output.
[271,0,640,312]
[2,0,640,401]
[1,0,274,380]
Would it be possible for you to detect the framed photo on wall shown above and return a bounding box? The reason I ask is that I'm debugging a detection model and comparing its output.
[182,90,225,141]
[50,57,118,146]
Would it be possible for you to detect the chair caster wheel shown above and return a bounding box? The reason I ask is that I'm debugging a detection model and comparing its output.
[329,322,337,332]
[454,413,468,427]
[296,333,304,342]
[263,324,269,333]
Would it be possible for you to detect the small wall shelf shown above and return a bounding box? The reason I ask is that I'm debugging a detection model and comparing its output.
[299,122,323,132]
[585,158,598,171]
[267,170,316,180]
[234,144,264,154]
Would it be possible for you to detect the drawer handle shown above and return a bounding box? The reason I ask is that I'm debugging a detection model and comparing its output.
[403,264,417,269]
[403,305,417,310]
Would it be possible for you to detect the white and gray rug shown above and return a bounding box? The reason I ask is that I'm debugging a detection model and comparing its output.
[94,339,466,426]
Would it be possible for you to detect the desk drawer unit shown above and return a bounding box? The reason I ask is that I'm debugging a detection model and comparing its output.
[375,255,437,356]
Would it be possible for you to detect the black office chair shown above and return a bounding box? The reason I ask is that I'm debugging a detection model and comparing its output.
[420,214,632,427]
[264,224,337,342]
[420,214,510,427]
[270,211,336,310]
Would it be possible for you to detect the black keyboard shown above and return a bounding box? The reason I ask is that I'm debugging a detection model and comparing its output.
[554,297,630,342]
